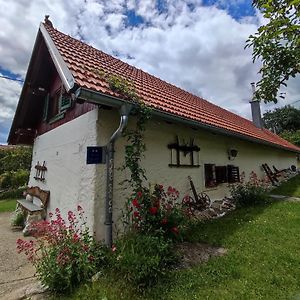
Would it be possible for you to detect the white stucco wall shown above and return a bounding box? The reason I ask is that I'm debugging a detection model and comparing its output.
[29,107,298,240]
[29,109,99,233]
[94,109,297,239]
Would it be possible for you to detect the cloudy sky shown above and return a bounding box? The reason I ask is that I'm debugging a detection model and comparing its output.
[0,0,299,144]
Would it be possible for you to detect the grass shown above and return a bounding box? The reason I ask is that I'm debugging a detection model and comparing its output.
[0,198,16,212]
[272,174,300,197]
[62,199,300,300]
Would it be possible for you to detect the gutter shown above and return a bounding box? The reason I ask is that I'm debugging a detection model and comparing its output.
[76,87,300,154]
[104,103,132,247]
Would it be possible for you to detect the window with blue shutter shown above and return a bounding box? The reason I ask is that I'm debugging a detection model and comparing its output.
[59,93,72,112]
[42,93,49,121]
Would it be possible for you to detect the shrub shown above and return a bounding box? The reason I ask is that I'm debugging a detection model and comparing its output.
[230,171,270,207]
[125,184,187,240]
[11,169,30,188]
[16,206,109,293]
[111,233,177,289]
[0,187,24,200]
[11,208,25,227]
[0,170,29,190]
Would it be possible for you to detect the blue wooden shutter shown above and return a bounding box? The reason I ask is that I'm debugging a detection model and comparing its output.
[59,94,72,112]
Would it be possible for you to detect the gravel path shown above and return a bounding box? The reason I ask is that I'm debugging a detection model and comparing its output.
[0,212,40,299]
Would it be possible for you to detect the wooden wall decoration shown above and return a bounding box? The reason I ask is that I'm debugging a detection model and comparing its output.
[168,136,200,168]
[34,161,47,181]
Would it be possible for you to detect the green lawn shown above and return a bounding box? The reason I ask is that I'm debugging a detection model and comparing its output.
[63,200,300,300]
[273,174,300,197]
[0,199,16,212]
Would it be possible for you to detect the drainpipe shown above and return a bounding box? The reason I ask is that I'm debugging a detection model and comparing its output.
[105,104,132,247]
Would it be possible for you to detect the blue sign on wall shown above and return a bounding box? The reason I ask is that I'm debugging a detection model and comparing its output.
[86,146,106,164]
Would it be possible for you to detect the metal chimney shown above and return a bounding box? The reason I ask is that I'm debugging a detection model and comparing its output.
[250,82,263,129]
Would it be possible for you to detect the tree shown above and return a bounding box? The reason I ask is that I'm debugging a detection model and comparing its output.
[246,0,300,103]
[263,105,300,133]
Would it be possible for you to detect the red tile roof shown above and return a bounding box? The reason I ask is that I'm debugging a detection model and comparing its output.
[44,24,300,152]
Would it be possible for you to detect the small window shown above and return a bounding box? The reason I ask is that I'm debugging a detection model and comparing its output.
[44,87,72,123]
[204,164,217,187]
[48,88,62,120]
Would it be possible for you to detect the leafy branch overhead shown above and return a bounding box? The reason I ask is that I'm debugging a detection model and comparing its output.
[246,0,300,103]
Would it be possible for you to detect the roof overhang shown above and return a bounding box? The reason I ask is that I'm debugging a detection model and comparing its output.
[76,87,300,154]
[39,23,75,92]
[8,23,76,144]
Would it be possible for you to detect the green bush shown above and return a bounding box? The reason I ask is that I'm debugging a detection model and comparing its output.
[111,233,177,289]
[11,169,30,188]
[125,185,187,240]
[230,171,269,207]
[11,209,25,227]
[0,172,12,189]
[17,207,109,293]
[0,146,32,173]
[0,187,24,200]
[0,170,29,190]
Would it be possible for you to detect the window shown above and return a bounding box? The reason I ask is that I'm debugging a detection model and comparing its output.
[43,87,72,122]
[204,164,240,187]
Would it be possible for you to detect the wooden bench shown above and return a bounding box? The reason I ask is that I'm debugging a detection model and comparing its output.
[16,186,50,235]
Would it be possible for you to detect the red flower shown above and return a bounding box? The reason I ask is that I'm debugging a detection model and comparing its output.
[149,207,158,215]
[137,191,143,198]
[132,199,140,208]
[170,227,179,235]
[111,244,117,252]
[133,211,140,218]
[161,218,168,225]
[159,184,163,190]
[154,199,160,209]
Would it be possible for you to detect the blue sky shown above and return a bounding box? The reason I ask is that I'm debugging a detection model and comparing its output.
[0,0,299,145]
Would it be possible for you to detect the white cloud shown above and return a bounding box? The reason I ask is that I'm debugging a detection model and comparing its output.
[0,0,299,144]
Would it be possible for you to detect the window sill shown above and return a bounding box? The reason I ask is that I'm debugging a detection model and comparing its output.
[48,112,65,124]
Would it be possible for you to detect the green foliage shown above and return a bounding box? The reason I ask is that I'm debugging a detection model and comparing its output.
[125,185,187,240]
[246,0,300,103]
[11,209,25,227]
[0,187,24,200]
[111,233,176,289]
[62,200,300,300]
[280,129,300,146]
[229,171,270,207]
[273,174,300,197]
[17,207,109,293]
[263,105,300,133]
[107,75,140,102]
[0,170,30,189]
[0,146,32,173]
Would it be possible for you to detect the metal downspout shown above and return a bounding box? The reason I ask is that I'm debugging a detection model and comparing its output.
[105,104,132,247]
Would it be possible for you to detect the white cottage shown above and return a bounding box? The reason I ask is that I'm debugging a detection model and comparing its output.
[9,18,300,242]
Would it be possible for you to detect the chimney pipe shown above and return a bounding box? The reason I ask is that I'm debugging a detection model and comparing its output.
[250,82,263,129]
